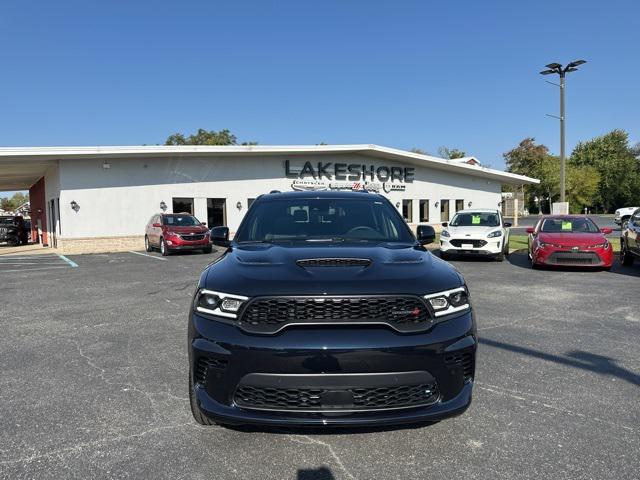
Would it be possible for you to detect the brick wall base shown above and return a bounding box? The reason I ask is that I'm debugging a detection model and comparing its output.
[58,235,145,254]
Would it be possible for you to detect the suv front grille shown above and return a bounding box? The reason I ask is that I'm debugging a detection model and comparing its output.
[450,239,487,248]
[234,383,439,411]
[238,296,433,333]
[180,234,205,241]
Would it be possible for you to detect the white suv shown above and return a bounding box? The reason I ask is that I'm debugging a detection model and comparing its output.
[614,207,639,230]
[440,209,511,261]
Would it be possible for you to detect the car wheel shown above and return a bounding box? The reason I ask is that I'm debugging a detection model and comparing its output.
[189,370,217,426]
[620,240,634,266]
[160,237,170,256]
[203,246,213,254]
[440,251,450,260]
[144,235,153,252]
[495,252,505,262]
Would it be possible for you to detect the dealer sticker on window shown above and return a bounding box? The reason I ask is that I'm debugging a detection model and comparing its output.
[562,221,572,231]
[472,215,481,224]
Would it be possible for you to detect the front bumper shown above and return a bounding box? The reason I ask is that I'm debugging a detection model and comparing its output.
[533,246,614,267]
[440,237,503,255]
[189,310,476,426]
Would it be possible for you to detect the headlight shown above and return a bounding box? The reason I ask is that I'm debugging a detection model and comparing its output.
[587,241,609,249]
[194,289,249,319]
[538,241,561,248]
[487,230,502,238]
[424,286,470,318]
[440,230,450,238]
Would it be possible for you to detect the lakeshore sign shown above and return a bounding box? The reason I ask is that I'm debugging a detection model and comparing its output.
[285,160,415,184]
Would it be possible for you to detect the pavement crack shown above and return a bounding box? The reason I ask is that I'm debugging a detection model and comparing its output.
[0,422,193,466]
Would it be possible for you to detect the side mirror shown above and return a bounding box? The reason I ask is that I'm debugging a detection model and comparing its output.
[416,225,436,245]
[504,222,512,228]
[210,226,230,246]
[441,222,448,228]
[601,227,613,235]
[526,227,535,234]
[152,223,161,228]
[201,222,207,227]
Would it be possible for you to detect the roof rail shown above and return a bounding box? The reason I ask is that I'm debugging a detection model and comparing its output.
[269,190,281,194]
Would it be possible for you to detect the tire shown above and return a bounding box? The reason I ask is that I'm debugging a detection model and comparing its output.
[160,237,170,256]
[620,239,634,266]
[203,246,212,254]
[495,252,505,262]
[144,235,153,252]
[440,251,450,260]
[189,371,217,426]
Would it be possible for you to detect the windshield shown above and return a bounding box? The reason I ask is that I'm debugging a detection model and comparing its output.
[235,197,414,243]
[163,215,200,227]
[450,212,500,227]
[0,217,17,226]
[540,217,599,233]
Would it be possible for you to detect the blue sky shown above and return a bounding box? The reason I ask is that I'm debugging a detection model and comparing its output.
[0,0,638,183]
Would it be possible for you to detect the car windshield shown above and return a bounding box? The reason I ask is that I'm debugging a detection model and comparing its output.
[540,217,599,233]
[0,217,17,226]
[163,215,200,226]
[235,197,414,243]
[450,212,500,227]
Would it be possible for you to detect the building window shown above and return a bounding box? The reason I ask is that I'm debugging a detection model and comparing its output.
[207,198,226,228]
[419,200,429,223]
[440,200,450,222]
[402,199,413,223]
[247,198,256,209]
[455,199,464,212]
[172,197,194,215]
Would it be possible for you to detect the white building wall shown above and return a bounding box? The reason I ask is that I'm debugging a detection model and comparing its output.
[57,153,501,239]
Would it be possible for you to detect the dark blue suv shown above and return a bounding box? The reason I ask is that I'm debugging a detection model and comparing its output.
[188,191,476,427]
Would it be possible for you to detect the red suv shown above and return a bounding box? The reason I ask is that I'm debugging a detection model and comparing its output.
[145,213,212,256]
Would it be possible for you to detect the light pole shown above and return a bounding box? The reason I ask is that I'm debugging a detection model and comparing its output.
[540,60,586,203]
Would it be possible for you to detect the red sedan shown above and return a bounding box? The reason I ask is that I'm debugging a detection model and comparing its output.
[527,215,614,269]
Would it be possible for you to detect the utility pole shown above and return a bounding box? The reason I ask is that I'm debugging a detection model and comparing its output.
[540,60,586,204]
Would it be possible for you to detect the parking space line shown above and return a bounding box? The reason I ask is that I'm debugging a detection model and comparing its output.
[0,266,71,273]
[128,251,168,261]
[57,254,79,268]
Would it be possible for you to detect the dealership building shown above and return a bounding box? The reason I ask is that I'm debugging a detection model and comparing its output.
[0,145,537,253]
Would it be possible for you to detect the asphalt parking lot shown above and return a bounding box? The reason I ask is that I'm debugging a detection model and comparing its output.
[1,248,638,479]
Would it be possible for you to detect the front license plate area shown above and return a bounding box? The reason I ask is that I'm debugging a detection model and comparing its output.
[461,243,474,249]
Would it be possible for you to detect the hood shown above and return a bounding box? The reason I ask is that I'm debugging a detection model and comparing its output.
[446,225,501,237]
[538,232,606,246]
[163,225,209,234]
[203,243,463,297]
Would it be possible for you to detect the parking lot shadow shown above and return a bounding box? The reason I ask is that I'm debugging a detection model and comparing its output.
[297,466,335,480]
[480,337,640,388]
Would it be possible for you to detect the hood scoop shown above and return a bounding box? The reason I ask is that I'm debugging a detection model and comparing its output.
[296,258,372,268]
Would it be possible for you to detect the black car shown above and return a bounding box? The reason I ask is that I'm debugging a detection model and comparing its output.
[188,191,476,427]
[0,216,28,246]
[620,207,640,266]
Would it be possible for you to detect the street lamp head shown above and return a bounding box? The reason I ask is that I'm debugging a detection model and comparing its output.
[540,69,556,75]
[565,67,578,73]
[545,63,562,69]
[567,59,586,68]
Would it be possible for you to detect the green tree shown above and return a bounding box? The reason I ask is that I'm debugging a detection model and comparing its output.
[503,138,553,212]
[164,128,258,146]
[570,129,640,211]
[438,146,466,159]
[0,192,29,212]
